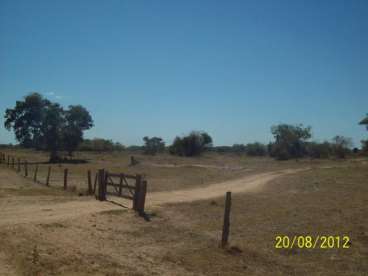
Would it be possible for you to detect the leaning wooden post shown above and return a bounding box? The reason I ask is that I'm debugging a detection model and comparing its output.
[63,168,68,190]
[133,174,142,211]
[87,170,93,195]
[17,158,20,172]
[137,180,147,215]
[97,169,106,201]
[221,191,232,248]
[24,161,28,177]
[46,166,51,186]
[33,165,39,182]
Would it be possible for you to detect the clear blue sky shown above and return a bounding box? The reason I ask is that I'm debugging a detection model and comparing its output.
[1,0,367,146]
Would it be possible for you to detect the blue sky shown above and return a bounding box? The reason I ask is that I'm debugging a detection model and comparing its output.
[1,0,367,146]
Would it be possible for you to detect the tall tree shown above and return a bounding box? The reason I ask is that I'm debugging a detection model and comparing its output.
[4,93,93,162]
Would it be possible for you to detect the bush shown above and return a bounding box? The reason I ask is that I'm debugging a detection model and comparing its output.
[245,142,267,156]
[306,142,332,159]
[331,136,352,159]
[169,131,213,157]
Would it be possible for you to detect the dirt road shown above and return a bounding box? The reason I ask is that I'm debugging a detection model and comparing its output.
[0,167,304,226]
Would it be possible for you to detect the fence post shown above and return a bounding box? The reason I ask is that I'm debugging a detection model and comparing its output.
[137,180,147,215]
[46,166,51,186]
[17,158,20,172]
[87,170,92,195]
[118,174,123,196]
[63,168,68,190]
[7,155,10,167]
[221,191,232,248]
[133,174,142,211]
[33,165,39,182]
[97,169,106,201]
[24,161,28,177]
[12,157,15,169]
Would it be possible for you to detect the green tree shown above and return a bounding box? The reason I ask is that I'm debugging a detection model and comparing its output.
[359,114,368,130]
[143,136,165,155]
[270,124,311,160]
[4,93,50,148]
[63,105,94,157]
[4,93,93,162]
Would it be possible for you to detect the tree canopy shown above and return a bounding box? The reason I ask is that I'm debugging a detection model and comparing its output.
[359,114,368,131]
[143,136,165,155]
[270,124,311,160]
[4,93,93,162]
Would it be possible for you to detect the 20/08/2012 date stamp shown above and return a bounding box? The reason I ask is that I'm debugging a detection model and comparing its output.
[275,235,351,249]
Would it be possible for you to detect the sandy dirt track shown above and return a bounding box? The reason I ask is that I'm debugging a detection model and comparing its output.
[0,168,304,227]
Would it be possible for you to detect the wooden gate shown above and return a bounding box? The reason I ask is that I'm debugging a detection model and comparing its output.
[95,169,147,215]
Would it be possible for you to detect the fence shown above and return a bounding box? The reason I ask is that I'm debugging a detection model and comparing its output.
[0,152,147,215]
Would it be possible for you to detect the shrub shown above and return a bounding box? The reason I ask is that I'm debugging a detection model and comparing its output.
[245,142,267,156]
[169,131,213,157]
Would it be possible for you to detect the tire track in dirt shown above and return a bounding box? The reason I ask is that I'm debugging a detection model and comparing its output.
[0,168,305,226]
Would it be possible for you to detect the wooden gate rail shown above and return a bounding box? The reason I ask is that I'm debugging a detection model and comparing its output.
[96,169,147,215]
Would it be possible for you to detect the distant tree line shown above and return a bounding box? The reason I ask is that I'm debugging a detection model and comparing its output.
[4,93,367,161]
[78,138,125,152]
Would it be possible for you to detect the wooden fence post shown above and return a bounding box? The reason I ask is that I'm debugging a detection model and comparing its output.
[24,161,28,177]
[221,191,232,248]
[17,158,20,172]
[7,155,10,167]
[87,170,93,195]
[63,168,68,190]
[46,166,51,186]
[33,165,39,182]
[137,180,147,215]
[118,174,123,196]
[133,174,142,211]
[97,169,106,201]
[12,157,15,169]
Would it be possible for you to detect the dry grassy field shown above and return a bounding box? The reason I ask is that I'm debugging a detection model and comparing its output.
[0,149,367,275]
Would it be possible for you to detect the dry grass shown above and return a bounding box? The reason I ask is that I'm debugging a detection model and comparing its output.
[0,150,367,275]
[0,149,359,193]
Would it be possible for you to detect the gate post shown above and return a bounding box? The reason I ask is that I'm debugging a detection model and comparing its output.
[137,180,147,215]
[97,169,106,201]
[133,174,142,211]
